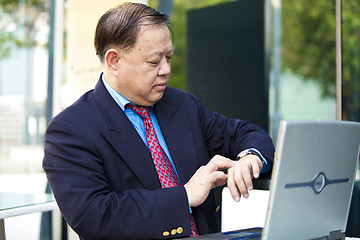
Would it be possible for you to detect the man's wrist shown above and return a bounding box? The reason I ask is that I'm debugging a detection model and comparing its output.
[236,148,268,165]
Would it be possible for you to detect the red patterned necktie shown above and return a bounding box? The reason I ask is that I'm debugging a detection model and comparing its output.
[125,104,198,236]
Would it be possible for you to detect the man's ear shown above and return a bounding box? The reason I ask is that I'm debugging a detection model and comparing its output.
[104,49,121,71]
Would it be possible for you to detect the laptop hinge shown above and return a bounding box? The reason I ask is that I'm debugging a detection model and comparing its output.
[327,230,345,240]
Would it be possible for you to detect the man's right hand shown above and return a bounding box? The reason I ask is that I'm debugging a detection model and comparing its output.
[184,155,234,207]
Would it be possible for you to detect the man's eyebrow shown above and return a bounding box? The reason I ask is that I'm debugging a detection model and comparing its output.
[145,46,175,59]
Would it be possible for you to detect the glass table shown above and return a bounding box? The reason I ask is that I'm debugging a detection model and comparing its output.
[0,193,57,240]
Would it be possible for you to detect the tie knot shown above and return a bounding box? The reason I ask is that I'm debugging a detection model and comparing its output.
[125,104,150,120]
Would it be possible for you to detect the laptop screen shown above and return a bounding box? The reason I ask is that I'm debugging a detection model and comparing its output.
[263,121,360,240]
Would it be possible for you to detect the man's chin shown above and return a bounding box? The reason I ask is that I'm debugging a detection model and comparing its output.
[143,91,165,106]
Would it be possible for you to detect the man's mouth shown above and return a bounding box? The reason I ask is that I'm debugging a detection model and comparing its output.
[154,82,167,91]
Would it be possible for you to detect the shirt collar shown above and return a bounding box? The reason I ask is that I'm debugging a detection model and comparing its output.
[101,74,153,111]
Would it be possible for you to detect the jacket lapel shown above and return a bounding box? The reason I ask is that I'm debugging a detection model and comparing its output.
[154,100,198,184]
[93,77,161,189]
[93,77,198,188]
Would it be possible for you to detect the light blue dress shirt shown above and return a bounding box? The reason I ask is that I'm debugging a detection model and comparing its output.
[102,76,182,183]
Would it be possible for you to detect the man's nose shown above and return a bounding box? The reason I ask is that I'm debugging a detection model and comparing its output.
[158,57,171,75]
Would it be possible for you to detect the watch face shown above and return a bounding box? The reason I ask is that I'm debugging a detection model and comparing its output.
[238,150,250,159]
[238,149,264,163]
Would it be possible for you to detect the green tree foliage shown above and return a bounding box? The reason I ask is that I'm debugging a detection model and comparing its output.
[0,0,48,58]
[282,0,359,119]
[282,0,336,98]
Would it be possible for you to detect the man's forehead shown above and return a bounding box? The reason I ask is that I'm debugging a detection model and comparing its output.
[129,24,173,56]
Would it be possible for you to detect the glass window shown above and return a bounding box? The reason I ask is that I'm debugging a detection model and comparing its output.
[0,0,50,173]
[270,0,337,140]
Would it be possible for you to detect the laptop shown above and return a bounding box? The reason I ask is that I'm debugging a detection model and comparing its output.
[184,120,360,240]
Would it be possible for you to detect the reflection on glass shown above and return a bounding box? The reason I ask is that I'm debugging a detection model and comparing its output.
[0,0,50,173]
[270,0,337,140]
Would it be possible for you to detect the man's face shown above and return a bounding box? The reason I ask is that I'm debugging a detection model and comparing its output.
[115,24,174,106]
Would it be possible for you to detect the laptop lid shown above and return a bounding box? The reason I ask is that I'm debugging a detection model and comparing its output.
[263,120,360,240]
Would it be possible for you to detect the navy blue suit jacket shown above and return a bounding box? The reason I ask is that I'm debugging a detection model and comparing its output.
[43,75,274,240]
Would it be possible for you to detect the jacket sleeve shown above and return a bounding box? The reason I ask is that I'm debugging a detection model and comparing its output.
[43,117,192,240]
[187,92,275,169]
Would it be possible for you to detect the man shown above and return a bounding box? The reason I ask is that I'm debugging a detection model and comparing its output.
[43,3,274,240]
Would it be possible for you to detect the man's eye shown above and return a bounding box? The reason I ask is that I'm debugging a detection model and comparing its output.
[148,61,160,66]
